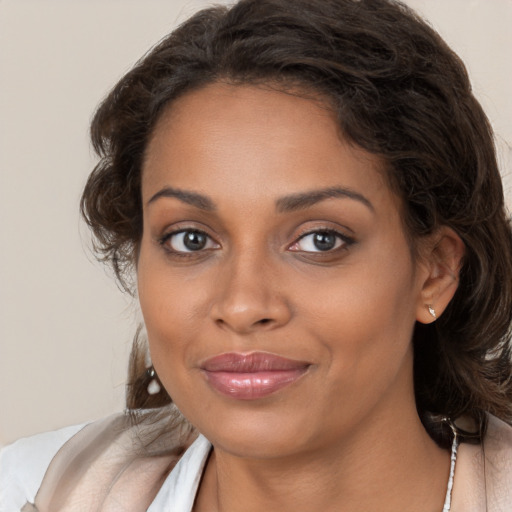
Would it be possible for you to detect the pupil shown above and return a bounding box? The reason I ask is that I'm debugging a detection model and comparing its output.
[184,231,206,250]
[314,232,336,251]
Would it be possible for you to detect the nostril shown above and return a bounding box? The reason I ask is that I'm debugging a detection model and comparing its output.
[214,316,274,332]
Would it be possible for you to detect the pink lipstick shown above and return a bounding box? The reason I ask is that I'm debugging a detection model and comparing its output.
[201,352,309,400]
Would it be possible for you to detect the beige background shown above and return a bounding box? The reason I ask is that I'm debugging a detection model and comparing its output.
[1,0,511,447]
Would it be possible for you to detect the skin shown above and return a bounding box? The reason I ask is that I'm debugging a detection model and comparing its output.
[137,82,464,511]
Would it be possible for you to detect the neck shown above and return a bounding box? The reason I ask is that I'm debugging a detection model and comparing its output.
[194,408,450,512]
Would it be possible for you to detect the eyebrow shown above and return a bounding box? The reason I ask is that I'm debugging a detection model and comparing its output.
[275,186,374,213]
[147,185,374,213]
[147,186,216,211]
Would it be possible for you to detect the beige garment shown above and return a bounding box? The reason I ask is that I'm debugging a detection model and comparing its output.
[23,411,512,512]
[451,414,512,511]
[22,406,197,512]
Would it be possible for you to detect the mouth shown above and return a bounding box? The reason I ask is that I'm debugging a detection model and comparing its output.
[200,352,310,400]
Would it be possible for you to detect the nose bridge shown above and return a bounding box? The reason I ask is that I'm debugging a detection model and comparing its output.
[211,244,290,333]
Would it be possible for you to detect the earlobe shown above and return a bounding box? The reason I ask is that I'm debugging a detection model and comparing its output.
[416,227,465,324]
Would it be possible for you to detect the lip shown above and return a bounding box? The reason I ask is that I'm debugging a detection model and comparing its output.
[200,352,310,400]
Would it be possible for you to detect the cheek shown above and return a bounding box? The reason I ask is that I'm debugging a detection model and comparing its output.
[138,246,196,359]
[304,244,416,326]
[302,245,419,385]
[137,242,219,408]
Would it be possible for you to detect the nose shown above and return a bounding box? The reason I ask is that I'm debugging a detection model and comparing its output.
[210,252,292,335]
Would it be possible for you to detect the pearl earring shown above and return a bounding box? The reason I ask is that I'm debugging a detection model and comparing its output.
[146,366,162,395]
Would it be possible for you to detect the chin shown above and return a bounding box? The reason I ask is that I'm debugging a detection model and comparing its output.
[177,397,322,459]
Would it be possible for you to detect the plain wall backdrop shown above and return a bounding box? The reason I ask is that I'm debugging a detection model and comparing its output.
[1,0,511,446]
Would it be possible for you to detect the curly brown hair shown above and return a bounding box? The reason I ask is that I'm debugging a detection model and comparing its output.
[81,0,512,446]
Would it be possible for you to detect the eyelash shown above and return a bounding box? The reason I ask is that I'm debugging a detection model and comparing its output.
[158,227,355,257]
[158,229,219,257]
[289,228,355,253]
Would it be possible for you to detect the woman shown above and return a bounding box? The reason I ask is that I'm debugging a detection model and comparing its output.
[1,0,511,510]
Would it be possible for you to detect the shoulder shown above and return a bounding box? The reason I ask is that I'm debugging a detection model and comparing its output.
[0,423,86,512]
[451,414,512,511]
[3,407,197,512]
[485,413,512,447]
[483,414,512,508]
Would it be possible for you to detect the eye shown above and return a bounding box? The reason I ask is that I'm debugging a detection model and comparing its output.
[289,230,350,253]
[161,229,219,253]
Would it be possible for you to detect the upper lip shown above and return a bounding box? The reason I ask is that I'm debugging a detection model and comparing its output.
[200,352,310,372]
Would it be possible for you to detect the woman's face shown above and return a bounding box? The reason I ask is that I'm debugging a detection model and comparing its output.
[138,82,431,458]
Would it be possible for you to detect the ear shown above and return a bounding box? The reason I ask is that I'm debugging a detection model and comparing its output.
[416,227,465,324]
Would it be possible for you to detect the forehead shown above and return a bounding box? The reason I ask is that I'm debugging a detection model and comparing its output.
[142,82,392,208]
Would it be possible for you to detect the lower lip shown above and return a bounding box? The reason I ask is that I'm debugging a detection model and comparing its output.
[202,369,308,400]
